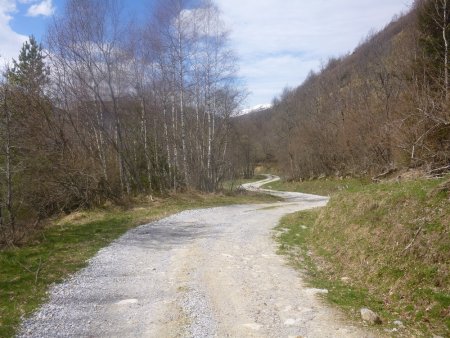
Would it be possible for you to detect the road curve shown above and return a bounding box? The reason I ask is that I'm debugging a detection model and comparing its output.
[19,175,376,338]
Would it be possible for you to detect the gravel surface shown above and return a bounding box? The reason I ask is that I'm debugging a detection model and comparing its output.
[18,175,378,337]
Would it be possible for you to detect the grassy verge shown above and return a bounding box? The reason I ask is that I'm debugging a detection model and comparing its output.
[0,191,277,337]
[276,177,450,337]
[263,177,369,196]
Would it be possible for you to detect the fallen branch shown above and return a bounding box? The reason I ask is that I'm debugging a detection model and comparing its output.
[372,168,397,182]
[34,258,43,284]
[428,165,450,176]
[402,226,423,254]
[14,257,45,285]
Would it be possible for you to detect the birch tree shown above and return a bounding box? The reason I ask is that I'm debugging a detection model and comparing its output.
[48,0,138,194]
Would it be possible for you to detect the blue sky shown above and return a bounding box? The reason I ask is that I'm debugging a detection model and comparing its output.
[1,0,413,109]
[9,1,53,38]
[5,0,157,41]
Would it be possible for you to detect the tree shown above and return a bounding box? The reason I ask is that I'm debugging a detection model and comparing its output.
[417,0,450,98]
[7,35,50,95]
[0,77,16,238]
[0,35,51,240]
[1,0,243,244]
[148,0,239,191]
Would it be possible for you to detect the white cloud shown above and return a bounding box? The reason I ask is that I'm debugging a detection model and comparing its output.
[26,0,54,17]
[215,0,414,108]
[0,0,27,66]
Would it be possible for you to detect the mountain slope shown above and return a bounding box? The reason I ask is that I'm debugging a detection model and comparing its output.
[237,4,449,179]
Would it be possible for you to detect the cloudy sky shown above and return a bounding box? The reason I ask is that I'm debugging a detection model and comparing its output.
[1,0,413,108]
[215,0,414,108]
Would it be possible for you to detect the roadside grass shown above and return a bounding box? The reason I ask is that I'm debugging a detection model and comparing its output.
[0,191,277,338]
[275,176,450,337]
[263,177,370,196]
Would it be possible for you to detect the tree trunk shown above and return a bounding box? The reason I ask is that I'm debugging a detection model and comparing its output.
[4,87,15,233]
[140,97,152,192]
[171,95,178,189]
[178,28,189,186]
[443,0,449,99]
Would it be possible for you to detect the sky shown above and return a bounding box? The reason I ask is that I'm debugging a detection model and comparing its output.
[0,0,413,108]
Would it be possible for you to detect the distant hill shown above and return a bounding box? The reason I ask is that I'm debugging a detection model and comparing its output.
[239,104,273,116]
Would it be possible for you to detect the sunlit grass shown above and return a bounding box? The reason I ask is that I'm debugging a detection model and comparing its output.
[263,177,370,196]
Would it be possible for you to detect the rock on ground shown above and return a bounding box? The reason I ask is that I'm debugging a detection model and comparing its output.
[360,308,382,325]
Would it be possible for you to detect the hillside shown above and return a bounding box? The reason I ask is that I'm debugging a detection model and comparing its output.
[237,4,450,180]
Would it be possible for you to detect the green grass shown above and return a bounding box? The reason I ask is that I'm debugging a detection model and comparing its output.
[263,177,369,196]
[275,176,450,337]
[276,211,391,331]
[0,191,277,338]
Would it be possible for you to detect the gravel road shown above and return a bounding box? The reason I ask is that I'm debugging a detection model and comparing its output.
[18,175,376,337]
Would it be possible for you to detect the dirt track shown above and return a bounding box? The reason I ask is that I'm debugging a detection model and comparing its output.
[19,176,376,337]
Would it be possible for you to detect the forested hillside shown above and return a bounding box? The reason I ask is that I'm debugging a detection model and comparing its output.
[0,0,247,243]
[239,0,450,180]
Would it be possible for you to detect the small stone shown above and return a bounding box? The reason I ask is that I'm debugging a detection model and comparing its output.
[393,320,404,327]
[284,318,296,326]
[360,308,382,324]
[340,276,351,283]
[243,323,261,331]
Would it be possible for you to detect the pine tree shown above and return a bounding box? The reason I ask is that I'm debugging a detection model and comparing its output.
[7,36,50,95]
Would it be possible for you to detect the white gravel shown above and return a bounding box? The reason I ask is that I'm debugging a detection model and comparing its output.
[18,175,378,337]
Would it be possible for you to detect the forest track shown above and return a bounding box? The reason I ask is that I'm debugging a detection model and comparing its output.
[19,175,377,338]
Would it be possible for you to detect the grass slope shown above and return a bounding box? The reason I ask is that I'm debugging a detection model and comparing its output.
[263,177,369,196]
[0,191,277,337]
[275,177,450,337]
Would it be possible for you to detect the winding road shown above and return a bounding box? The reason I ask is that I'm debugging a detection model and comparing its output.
[19,175,376,337]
